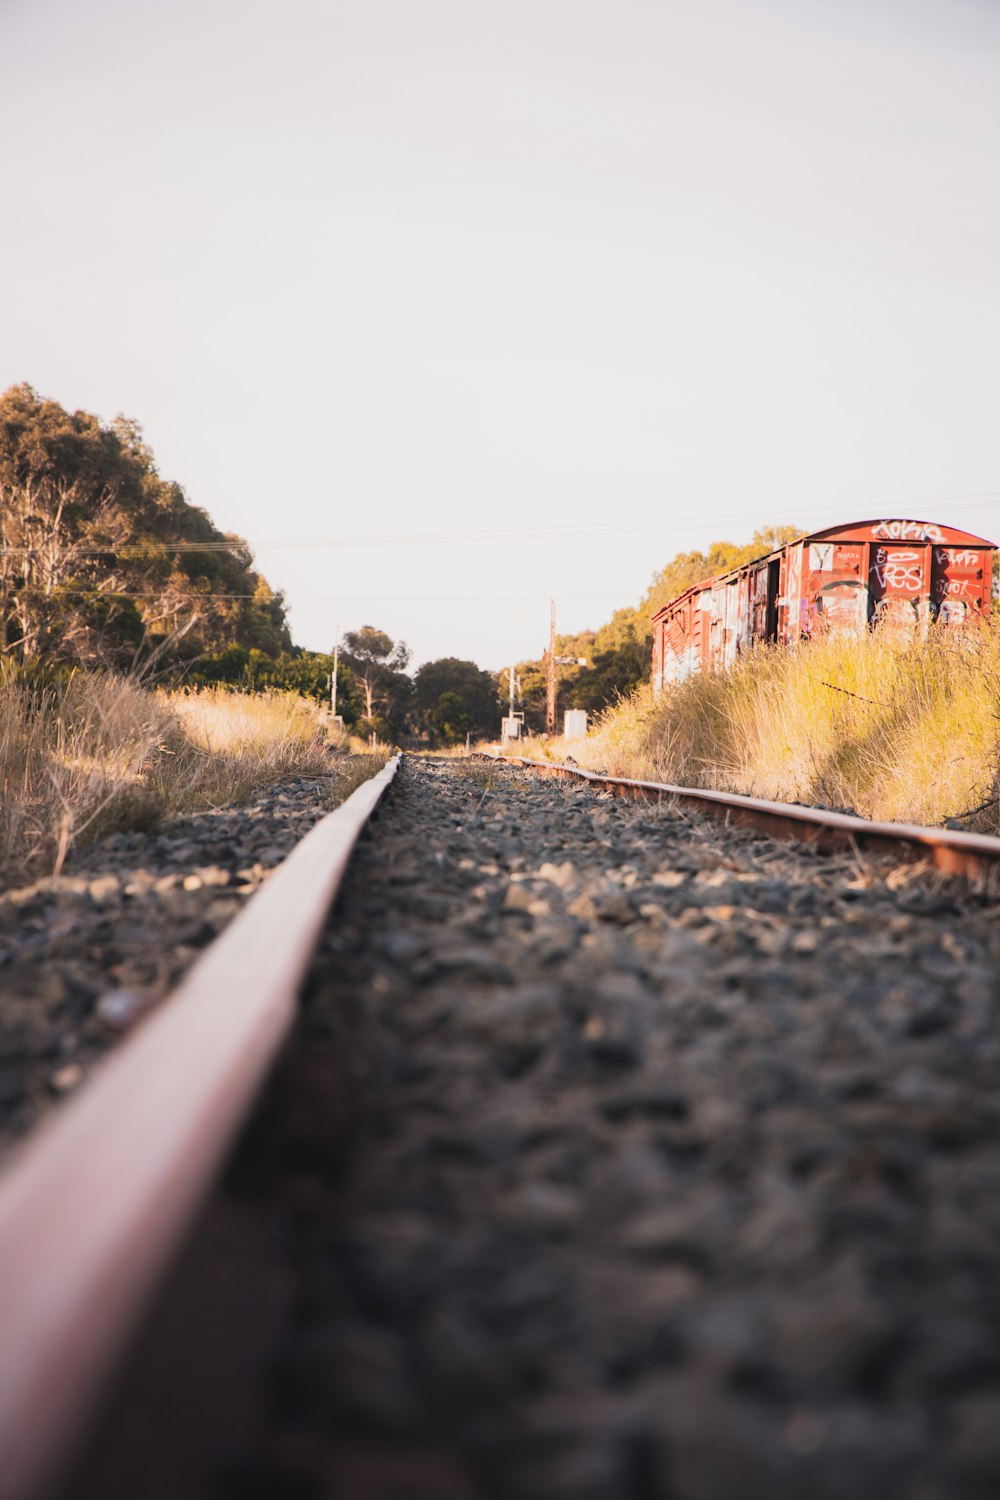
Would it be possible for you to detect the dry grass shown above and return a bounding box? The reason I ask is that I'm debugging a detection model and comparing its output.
[0,672,380,885]
[557,624,1000,832]
[165,685,343,762]
[329,747,393,803]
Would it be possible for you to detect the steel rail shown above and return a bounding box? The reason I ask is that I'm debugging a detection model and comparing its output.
[0,754,401,1500]
[483,752,1000,880]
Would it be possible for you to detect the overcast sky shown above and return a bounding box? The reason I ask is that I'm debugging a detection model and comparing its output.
[1,0,998,669]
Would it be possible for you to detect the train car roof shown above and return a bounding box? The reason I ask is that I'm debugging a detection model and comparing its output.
[804,517,997,548]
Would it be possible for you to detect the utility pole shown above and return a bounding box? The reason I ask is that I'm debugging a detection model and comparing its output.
[509,663,516,722]
[546,598,557,735]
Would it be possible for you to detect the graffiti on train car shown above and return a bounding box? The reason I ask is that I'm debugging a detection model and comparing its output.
[816,578,867,630]
[650,518,996,692]
[872,519,946,543]
[936,577,980,599]
[872,547,923,593]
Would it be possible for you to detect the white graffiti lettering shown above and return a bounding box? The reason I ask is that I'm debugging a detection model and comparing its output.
[872,520,945,543]
[883,565,922,592]
[872,548,923,592]
[934,577,978,599]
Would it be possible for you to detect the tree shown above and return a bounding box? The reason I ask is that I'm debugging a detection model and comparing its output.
[641,524,804,623]
[0,383,294,670]
[339,626,411,736]
[571,609,649,712]
[432,691,470,745]
[413,657,499,742]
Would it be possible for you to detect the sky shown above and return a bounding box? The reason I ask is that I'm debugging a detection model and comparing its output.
[1,0,998,670]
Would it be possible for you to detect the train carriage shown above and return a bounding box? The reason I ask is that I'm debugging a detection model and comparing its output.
[651,518,996,692]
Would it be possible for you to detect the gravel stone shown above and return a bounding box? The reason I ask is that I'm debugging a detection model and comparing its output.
[0,774,339,1155]
[192,756,1000,1500]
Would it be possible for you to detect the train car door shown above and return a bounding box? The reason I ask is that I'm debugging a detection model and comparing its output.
[723,580,740,667]
[764,558,780,641]
[696,590,713,671]
[931,545,990,623]
[808,542,867,633]
[868,543,927,633]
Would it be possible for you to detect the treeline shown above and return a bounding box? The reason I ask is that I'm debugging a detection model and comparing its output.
[511,525,804,731]
[0,385,501,744]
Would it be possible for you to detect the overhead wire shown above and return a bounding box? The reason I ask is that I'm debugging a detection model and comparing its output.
[0,490,996,558]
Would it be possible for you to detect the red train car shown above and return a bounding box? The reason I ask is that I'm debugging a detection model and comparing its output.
[651,518,996,692]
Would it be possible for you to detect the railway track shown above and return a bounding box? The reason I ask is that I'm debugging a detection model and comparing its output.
[481,752,1000,881]
[2,755,1000,1499]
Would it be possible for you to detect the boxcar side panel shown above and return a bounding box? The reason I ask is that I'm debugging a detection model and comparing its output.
[801,540,868,636]
[931,545,992,622]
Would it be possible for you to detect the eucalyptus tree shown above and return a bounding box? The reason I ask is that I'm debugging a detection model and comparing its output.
[0,384,292,669]
[339,625,412,736]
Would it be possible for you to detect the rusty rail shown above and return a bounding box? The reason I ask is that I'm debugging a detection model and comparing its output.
[482,752,1000,881]
[0,754,401,1500]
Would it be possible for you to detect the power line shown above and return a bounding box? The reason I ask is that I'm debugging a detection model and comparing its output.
[17,589,640,602]
[0,544,247,557]
[1,491,995,558]
[248,494,1000,549]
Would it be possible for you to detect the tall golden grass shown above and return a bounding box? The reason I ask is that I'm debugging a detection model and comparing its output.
[559,624,1000,832]
[0,672,359,883]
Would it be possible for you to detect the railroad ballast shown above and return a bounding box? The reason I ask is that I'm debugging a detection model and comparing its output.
[651,517,997,689]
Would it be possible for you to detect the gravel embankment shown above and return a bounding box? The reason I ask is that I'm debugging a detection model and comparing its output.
[0,776,338,1154]
[220,756,1000,1500]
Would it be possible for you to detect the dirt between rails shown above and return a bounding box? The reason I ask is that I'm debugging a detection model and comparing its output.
[66,756,1000,1500]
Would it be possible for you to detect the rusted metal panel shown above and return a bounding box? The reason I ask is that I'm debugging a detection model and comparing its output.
[749,558,775,641]
[930,543,992,622]
[722,578,741,668]
[784,542,804,642]
[651,620,663,694]
[812,517,993,548]
[868,541,930,634]
[799,541,868,637]
[656,590,701,686]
